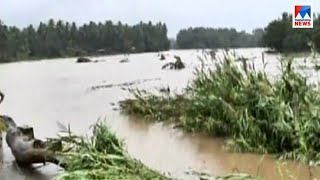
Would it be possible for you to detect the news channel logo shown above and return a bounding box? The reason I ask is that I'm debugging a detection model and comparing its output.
[292,5,313,28]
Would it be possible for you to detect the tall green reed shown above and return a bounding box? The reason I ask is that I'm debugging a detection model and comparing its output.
[120,52,320,165]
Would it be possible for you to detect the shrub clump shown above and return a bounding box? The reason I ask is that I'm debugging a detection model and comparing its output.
[56,122,167,180]
[120,54,320,165]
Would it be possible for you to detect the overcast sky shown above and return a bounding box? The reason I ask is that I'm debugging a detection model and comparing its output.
[0,0,318,37]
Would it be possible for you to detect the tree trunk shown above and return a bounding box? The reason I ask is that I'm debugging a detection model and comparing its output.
[0,115,65,167]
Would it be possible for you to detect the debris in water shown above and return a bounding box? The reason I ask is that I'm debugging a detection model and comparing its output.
[235,56,249,62]
[160,54,166,60]
[215,173,260,180]
[0,90,4,104]
[184,169,212,180]
[264,49,278,54]
[162,55,185,70]
[90,78,161,91]
[159,86,170,93]
[119,58,129,63]
[76,57,92,63]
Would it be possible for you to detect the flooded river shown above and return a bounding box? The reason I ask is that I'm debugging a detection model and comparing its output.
[0,48,319,180]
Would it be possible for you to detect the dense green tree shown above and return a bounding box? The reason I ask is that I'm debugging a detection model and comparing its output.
[0,19,170,62]
[263,13,317,52]
[0,21,9,61]
[312,15,320,51]
[176,27,264,49]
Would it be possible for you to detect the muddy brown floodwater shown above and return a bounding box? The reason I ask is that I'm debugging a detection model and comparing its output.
[0,48,319,180]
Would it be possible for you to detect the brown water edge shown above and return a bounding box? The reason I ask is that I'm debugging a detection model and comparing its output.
[109,113,320,180]
[1,112,320,180]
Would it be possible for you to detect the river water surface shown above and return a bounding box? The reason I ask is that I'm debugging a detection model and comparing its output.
[0,48,319,180]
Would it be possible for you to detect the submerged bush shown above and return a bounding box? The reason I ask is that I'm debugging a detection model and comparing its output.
[56,122,167,180]
[120,53,320,165]
[120,89,187,122]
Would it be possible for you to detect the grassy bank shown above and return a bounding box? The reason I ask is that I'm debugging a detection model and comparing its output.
[120,53,320,165]
[56,122,168,180]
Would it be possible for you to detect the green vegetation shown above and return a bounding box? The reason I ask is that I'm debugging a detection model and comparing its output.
[175,13,320,53]
[264,13,320,53]
[0,19,170,62]
[176,27,264,49]
[56,122,168,180]
[1,12,319,63]
[120,54,320,165]
[0,118,7,132]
